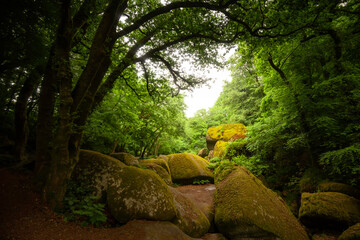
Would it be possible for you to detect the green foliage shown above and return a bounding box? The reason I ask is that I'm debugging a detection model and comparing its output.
[207,156,222,170]
[192,179,210,185]
[320,145,360,186]
[62,181,107,227]
[213,159,236,183]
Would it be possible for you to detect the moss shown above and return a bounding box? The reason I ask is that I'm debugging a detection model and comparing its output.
[299,192,360,229]
[338,223,360,240]
[213,141,229,158]
[170,187,210,237]
[215,167,309,240]
[318,182,360,199]
[141,162,172,185]
[140,158,171,174]
[207,123,246,142]
[167,153,214,184]
[106,166,177,223]
[73,149,126,199]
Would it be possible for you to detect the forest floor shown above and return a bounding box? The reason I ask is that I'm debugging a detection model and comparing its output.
[0,167,340,240]
[0,167,145,240]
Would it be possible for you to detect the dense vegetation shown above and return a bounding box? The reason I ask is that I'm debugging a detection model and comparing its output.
[1,0,359,211]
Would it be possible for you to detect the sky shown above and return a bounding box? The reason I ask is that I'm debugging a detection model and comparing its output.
[183,67,232,118]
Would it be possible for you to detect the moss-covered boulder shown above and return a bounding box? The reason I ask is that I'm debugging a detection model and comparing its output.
[170,187,210,238]
[299,192,360,229]
[107,166,177,223]
[72,149,126,198]
[213,141,229,158]
[214,167,309,240]
[116,220,195,240]
[206,123,246,151]
[200,233,227,240]
[318,182,360,199]
[110,152,139,166]
[140,158,171,174]
[167,153,214,184]
[338,223,360,240]
[141,162,172,185]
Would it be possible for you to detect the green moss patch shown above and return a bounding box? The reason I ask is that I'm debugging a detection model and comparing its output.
[339,223,360,240]
[318,182,360,199]
[141,162,172,185]
[215,167,309,240]
[167,153,214,185]
[299,192,360,229]
[106,166,176,223]
[140,158,171,174]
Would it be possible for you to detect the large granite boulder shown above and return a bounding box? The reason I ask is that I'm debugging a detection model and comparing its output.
[214,167,309,240]
[109,152,139,166]
[116,220,196,240]
[170,187,210,238]
[72,149,126,198]
[141,162,172,185]
[167,153,213,184]
[140,158,171,174]
[206,123,246,151]
[198,148,208,158]
[318,182,360,199]
[107,166,177,223]
[338,223,360,240]
[299,192,360,229]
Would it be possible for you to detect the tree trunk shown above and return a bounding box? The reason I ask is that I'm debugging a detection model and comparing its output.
[14,66,42,163]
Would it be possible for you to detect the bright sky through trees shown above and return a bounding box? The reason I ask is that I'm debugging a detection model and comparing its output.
[184,68,231,117]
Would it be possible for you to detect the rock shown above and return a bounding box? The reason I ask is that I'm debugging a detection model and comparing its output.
[176,184,216,223]
[73,149,126,198]
[338,223,360,240]
[318,182,360,199]
[214,167,309,240]
[198,148,208,158]
[107,166,177,223]
[299,192,360,229]
[116,220,196,240]
[299,168,326,193]
[213,141,229,158]
[170,187,210,238]
[141,162,172,185]
[207,150,214,160]
[110,152,139,166]
[200,233,227,240]
[206,123,246,151]
[140,158,171,174]
[167,153,214,184]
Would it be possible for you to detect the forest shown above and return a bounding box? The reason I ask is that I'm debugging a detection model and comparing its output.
[1,0,360,239]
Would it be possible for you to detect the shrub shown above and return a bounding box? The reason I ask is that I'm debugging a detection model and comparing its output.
[320,144,360,187]
[62,181,107,227]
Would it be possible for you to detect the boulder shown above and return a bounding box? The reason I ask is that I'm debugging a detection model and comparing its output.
[167,153,214,184]
[214,167,309,240]
[170,187,210,238]
[110,152,139,166]
[116,220,196,240]
[318,182,360,199]
[73,149,126,198]
[206,123,246,151]
[198,148,208,158]
[141,162,172,185]
[213,141,229,158]
[299,192,360,229]
[107,166,177,223]
[207,150,214,160]
[140,158,171,174]
[338,223,360,240]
